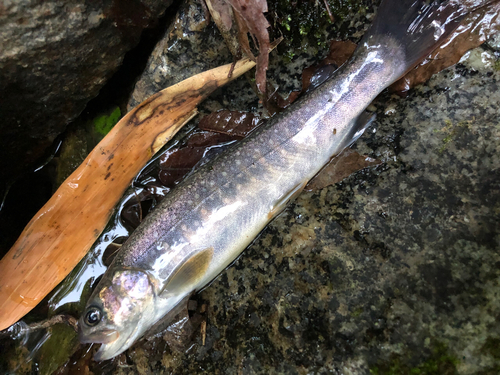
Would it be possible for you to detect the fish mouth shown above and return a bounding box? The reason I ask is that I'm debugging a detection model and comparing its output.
[79,328,120,344]
[93,328,139,361]
[94,342,126,361]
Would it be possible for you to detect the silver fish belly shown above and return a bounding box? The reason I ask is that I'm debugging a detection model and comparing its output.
[79,0,470,360]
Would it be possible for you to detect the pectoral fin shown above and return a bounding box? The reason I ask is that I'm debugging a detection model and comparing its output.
[268,180,308,220]
[161,247,214,295]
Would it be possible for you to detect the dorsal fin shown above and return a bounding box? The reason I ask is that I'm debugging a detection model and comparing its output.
[160,247,214,295]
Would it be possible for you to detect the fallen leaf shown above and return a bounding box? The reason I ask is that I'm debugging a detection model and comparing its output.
[0,58,256,331]
[305,148,381,192]
[158,131,237,188]
[205,0,240,56]
[226,0,271,94]
[198,110,262,137]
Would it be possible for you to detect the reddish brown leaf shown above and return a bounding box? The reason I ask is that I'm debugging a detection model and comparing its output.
[159,131,236,188]
[325,40,358,67]
[305,148,381,192]
[227,0,271,94]
[391,1,500,94]
[207,0,233,29]
[198,110,262,137]
[302,40,357,93]
[205,0,240,56]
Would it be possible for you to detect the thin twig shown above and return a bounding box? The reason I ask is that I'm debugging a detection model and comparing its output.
[228,60,237,79]
[323,0,335,23]
[201,320,207,346]
[133,189,143,223]
[0,314,78,339]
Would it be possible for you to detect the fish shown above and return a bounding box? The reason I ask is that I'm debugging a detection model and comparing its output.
[79,0,475,360]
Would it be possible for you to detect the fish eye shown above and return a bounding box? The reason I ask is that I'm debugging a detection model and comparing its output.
[84,307,102,326]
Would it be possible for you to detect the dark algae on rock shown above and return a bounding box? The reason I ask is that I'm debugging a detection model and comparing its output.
[370,342,459,375]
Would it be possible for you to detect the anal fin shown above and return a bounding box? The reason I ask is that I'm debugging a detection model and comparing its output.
[338,110,376,151]
[268,180,308,220]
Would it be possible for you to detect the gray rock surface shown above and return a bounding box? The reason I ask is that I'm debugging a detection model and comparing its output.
[127,0,233,110]
[0,0,173,181]
[109,43,500,375]
[95,2,500,372]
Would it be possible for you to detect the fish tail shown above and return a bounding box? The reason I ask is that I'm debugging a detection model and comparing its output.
[361,0,471,78]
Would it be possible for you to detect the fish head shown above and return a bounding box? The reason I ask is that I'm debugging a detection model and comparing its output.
[79,268,156,361]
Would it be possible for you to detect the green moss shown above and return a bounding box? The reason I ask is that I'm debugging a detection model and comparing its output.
[436,119,471,154]
[370,342,459,375]
[493,59,500,71]
[281,15,292,32]
[36,324,79,375]
[93,106,121,136]
[268,0,366,62]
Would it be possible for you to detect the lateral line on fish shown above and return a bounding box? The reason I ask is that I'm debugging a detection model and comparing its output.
[131,114,327,266]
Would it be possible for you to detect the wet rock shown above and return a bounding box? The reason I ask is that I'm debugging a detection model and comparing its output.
[36,324,79,375]
[100,44,499,375]
[127,0,232,110]
[0,0,173,182]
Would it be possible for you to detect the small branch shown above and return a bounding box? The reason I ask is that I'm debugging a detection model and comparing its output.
[323,0,335,23]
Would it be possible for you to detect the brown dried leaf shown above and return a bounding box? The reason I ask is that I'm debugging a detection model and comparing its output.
[227,0,271,94]
[159,131,236,188]
[302,40,357,93]
[198,110,262,137]
[262,40,356,115]
[391,1,500,94]
[159,110,264,188]
[305,149,381,192]
[208,0,233,29]
[324,40,358,67]
[205,0,240,56]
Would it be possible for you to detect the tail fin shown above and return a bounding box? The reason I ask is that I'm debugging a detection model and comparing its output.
[361,0,489,76]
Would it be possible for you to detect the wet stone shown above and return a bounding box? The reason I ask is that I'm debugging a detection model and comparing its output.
[127,0,232,110]
[105,45,500,374]
[0,0,173,182]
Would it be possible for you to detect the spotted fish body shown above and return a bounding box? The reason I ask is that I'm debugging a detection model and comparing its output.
[79,0,471,360]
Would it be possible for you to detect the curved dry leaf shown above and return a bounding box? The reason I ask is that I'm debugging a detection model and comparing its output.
[205,0,240,56]
[227,0,271,94]
[0,58,256,331]
[305,149,381,192]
